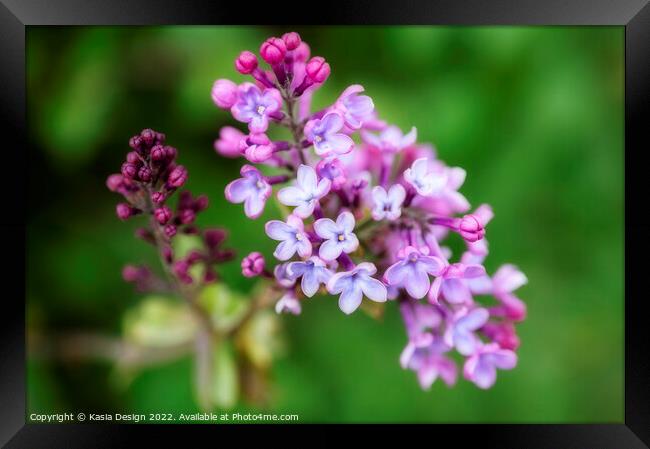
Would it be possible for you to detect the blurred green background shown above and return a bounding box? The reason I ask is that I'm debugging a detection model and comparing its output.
[26,26,623,422]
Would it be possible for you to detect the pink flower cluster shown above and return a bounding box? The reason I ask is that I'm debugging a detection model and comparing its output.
[212,32,527,390]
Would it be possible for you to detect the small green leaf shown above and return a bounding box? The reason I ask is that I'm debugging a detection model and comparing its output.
[211,341,239,409]
[123,296,198,347]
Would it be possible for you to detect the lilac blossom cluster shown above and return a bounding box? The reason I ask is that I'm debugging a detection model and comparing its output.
[107,129,233,290]
[212,32,527,390]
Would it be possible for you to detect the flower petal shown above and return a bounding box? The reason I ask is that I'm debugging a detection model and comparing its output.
[338,285,363,314]
[274,240,297,261]
[265,220,293,241]
[319,239,343,261]
[336,211,356,233]
[358,276,387,303]
[277,186,305,207]
[313,218,338,240]
[224,178,252,204]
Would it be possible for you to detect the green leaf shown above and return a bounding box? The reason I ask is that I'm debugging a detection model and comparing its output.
[123,296,198,347]
[211,341,239,409]
[197,284,248,331]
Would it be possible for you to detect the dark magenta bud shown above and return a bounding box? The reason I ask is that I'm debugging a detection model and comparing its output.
[116,203,139,220]
[126,151,140,164]
[141,128,156,146]
[106,174,124,192]
[121,162,138,179]
[164,146,177,160]
[129,135,143,151]
[173,260,193,284]
[179,209,196,225]
[306,56,330,83]
[162,246,173,264]
[204,229,226,248]
[138,166,152,182]
[186,250,203,264]
[203,268,218,283]
[164,224,177,238]
[150,145,166,162]
[168,165,188,188]
[155,132,166,145]
[154,206,172,225]
[282,32,301,51]
[194,195,209,211]
[122,264,150,283]
[151,191,165,204]
[260,37,287,65]
[235,51,258,74]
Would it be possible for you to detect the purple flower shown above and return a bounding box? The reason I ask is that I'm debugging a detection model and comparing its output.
[333,84,375,130]
[265,214,312,261]
[404,157,447,196]
[274,263,296,288]
[402,339,457,390]
[277,165,331,218]
[287,256,333,297]
[371,184,406,221]
[443,307,489,356]
[326,262,387,314]
[361,125,417,154]
[399,301,442,363]
[384,246,446,299]
[316,158,347,189]
[491,264,528,321]
[275,291,302,315]
[463,343,517,389]
[428,261,487,305]
[224,165,272,219]
[231,83,282,133]
[241,252,265,277]
[304,112,354,156]
[313,211,359,261]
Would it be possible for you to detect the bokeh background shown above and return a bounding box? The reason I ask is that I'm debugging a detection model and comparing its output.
[27,26,623,422]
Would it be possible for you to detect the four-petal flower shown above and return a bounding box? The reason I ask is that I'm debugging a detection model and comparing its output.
[404,157,447,196]
[287,256,333,297]
[314,211,359,261]
[224,165,271,219]
[384,246,446,299]
[371,184,406,221]
[463,343,517,389]
[231,83,283,133]
[326,262,387,314]
[305,112,355,156]
[277,165,331,218]
[265,214,312,261]
[443,307,489,356]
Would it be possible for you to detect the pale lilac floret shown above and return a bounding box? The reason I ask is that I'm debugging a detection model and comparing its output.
[402,339,458,390]
[277,165,331,218]
[491,264,528,321]
[428,261,487,305]
[361,125,417,154]
[332,84,375,130]
[304,112,354,156]
[224,165,271,219]
[274,263,296,288]
[313,211,359,261]
[316,158,347,189]
[443,307,489,356]
[384,246,446,299]
[326,262,387,314]
[399,301,442,365]
[275,291,302,315]
[231,83,283,133]
[404,157,448,196]
[287,256,333,297]
[371,184,406,221]
[463,342,517,389]
[265,214,312,261]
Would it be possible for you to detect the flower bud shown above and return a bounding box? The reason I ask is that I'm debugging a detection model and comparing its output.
[140,128,156,146]
[179,208,196,225]
[155,131,166,145]
[241,252,265,278]
[150,145,166,162]
[164,145,178,160]
[214,126,245,158]
[154,206,172,224]
[173,260,192,284]
[204,229,226,248]
[116,203,138,220]
[121,162,138,179]
[293,42,310,63]
[235,51,258,74]
[167,165,188,188]
[459,214,485,243]
[306,56,330,83]
[126,151,140,164]
[194,195,209,211]
[211,79,238,109]
[129,135,144,151]
[260,37,286,65]
[282,32,301,51]
[106,174,124,192]
[138,166,152,182]
[151,191,165,204]
[122,264,150,283]
[164,224,177,238]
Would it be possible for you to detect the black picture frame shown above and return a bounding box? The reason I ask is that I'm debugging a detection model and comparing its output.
[1,0,648,446]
